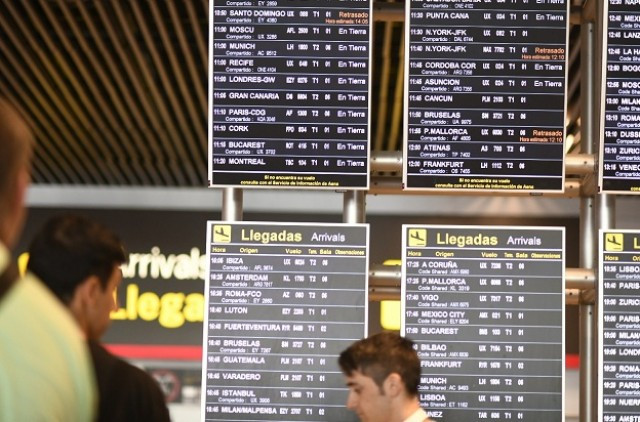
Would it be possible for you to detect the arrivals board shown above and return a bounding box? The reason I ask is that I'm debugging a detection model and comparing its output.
[201,222,367,421]
[404,0,568,192]
[599,230,640,421]
[209,1,371,189]
[402,225,564,421]
[600,1,640,194]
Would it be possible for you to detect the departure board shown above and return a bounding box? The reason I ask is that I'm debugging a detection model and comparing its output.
[600,1,640,194]
[404,1,568,192]
[599,230,640,421]
[209,1,371,189]
[201,222,367,422]
[402,225,565,421]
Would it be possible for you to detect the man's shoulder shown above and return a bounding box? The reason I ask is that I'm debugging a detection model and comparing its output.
[0,275,96,421]
[89,341,158,386]
[88,341,171,422]
[403,407,433,422]
[1,274,87,344]
[1,275,86,338]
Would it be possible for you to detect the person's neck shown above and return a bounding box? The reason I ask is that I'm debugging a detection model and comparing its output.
[399,397,422,421]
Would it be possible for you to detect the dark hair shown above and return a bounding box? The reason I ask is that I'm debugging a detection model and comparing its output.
[339,332,421,396]
[27,214,126,304]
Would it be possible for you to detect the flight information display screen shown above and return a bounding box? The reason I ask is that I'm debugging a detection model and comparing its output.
[201,222,367,421]
[600,1,640,194]
[599,230,640,421]
[209,1,371,189]
[402,225,565,421]
[404,0,568,192]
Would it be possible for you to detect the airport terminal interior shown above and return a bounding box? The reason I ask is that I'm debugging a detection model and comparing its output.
[1,0,640,421]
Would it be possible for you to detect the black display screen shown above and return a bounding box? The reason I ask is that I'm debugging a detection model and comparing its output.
[404,0,568,192]
[209,1,371,189]
[403,225,565,421]
[201,222,367,421]
[600,0,640,194]
[599,230,640,421]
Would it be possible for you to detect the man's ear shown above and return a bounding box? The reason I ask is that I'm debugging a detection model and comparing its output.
[66,276,102,338]
[383,373,404,398]
[73,276,102,306]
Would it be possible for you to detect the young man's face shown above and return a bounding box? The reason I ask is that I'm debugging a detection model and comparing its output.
[86,265,122,340]
[344,370,393,422]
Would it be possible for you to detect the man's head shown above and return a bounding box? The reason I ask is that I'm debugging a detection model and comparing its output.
[27,214,126,340]
[339,332,421,422]
[0,99,33,248]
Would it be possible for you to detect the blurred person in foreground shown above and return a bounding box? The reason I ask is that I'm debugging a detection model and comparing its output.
[28,213,171,422]
[0,99,96,420]
[339,332,432,422]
